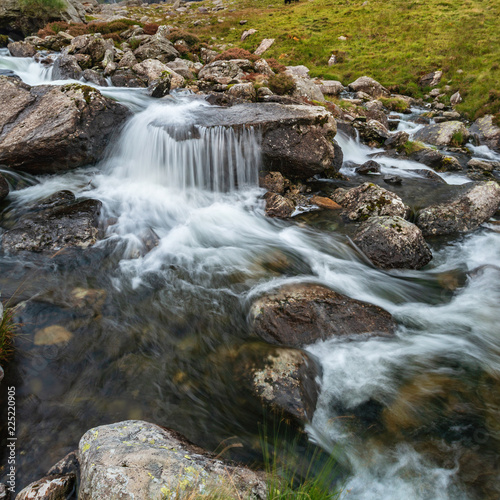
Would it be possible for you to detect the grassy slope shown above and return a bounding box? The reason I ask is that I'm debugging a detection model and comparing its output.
[129,0,500,119]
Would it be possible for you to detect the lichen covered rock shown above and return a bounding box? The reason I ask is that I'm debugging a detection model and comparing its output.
[415,181,500,236]
[353,216,432,270]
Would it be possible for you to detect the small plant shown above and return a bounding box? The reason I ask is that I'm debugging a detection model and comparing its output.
[129,37,141,51]
[143,23,159,35]
[400,140,425,155]
[0,35,9,48]
[379,97,410,113]
[266,58,286,73]
[268,73,296,95]
[215,47,259,62]
[0,306,17,365]
[166,29,201,50]
[450,130,465,146]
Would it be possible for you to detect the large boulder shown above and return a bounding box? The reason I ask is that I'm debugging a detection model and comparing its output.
[348,76,389,98]
[192,103,338,179]
[0,77,131,174]
[331,182,410,221]
[249,283,396,347]
[353,216,432,270]
[469,114,500,152]
[413,121,470,147]
[52,53,83,80]
[415,181,500,236]
[1,191,102,253]
[7,40,36,57]
[78,420,267,500]
[64,33,111,66]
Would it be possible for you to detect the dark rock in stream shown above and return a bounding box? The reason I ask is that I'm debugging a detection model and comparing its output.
[192,103,338,180]
[355,160,381,175]
[237,344,321,424]
[264,192,295,218]
[1,191,102,253]
[415,181,500,236]
[0,174,9,201]
[353,216,432,270]
[249,283,396,347]
[0,76,131,174]
[77,420,267,499]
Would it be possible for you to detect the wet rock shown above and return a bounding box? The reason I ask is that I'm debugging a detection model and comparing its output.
[259,171,287,194]
[227,82,256,101]
[7,41,36,57]
[331,182,410,222]
[467,158,495,172]
[408,146,445,169]
[249,283,396,347]
[310,195,341,210]
[52,54,83,80]
[150,74,171,98]
[355,160,381,175]
[410,169,446,183]
[356,119,390,146]
[16,474,76,500]
[111,69,147,88]
[385,131,409,149]
[0,174,9,201]
[34,325,73,346]
[192,103,337,179]
[198,60,244,85]
[353,216,432,270]
[438,155,462,172]
[413,121,470,147]
[469,115,500,152]
[348,76,389,98]
[65,34,110,66]
[416,181,500,236]
[264,192,295,218]
[2,191,102,253]
[237,344,321,423]
[0,78,131,174]
[82,69,107,87]
[78,420,267,500]
[383,174,403,185]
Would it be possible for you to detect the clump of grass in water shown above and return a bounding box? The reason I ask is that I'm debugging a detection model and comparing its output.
[260,421,343,500]
[0,305,17,365]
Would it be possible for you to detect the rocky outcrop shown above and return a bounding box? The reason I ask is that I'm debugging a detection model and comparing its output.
[413,121,470,147]
[249,283,396,347]
[191,103,338,179]
[198,60,244,85]
[353,216,432,270]
[0,77,130,174]
[78,420,267,500]
[7,41,36,57]
[2,191,101,253]
[133,36,179,64]
[237,344,321,423]
[348,76,389,98]
[0,0,85,36]
[469,115,500,152]
[415,182,500,236]
[331,182,410,221]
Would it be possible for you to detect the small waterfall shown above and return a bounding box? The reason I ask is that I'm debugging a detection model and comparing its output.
[106,101,261,192]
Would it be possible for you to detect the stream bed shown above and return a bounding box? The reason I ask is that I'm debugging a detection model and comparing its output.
[1,48,500,499]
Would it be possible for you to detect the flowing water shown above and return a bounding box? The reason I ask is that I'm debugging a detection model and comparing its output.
[1,49,500,498]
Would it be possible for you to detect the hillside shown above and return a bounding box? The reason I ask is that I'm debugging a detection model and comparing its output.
[120,0,500,120]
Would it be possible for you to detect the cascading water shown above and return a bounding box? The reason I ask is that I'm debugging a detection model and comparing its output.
[1,52,500,499]
[105,101,261,192]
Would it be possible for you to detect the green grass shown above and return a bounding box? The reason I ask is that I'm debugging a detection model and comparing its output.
[127,0,499,119]
[0,306,17,364]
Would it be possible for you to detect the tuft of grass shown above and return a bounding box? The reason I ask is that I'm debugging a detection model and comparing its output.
[0,306,17,364]
[0,35,9,48]
[268,73,296,95]
[260,421,343,500]
[400,140,426,155]
[379,97,410,113]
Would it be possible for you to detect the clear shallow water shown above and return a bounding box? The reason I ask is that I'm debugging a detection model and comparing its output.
[1,52,500,498]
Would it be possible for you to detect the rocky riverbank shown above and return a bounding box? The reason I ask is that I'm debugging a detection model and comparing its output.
[1,2,500,499]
